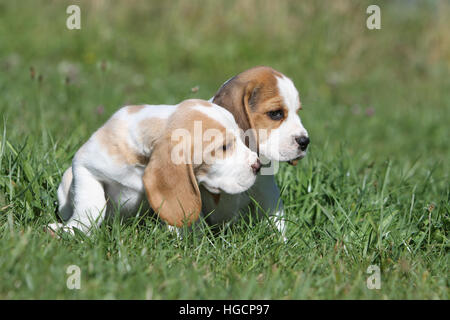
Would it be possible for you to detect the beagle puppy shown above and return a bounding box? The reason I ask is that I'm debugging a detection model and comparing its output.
[49,99,260,234]
[201,66,310,238]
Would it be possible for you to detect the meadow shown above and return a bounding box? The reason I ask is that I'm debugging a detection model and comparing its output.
[0,0,448,299]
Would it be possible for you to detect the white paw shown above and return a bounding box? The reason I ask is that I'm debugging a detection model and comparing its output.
[45,222,75,237]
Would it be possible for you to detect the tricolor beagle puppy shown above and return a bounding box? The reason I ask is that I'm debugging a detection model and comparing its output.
[49,99,260,234]
[201,66,309,238]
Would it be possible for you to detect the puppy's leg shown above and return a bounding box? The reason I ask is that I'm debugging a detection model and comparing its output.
[270,204,287,243]
[64,165,107,234]
[46,167,74,236]
[57,166,74,221]
[250,175,287,242]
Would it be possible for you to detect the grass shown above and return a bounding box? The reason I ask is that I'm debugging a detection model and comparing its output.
[0,0,448,299]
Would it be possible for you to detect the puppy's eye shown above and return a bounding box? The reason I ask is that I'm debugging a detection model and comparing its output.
[267,109,284,120]
[221,142,232,152]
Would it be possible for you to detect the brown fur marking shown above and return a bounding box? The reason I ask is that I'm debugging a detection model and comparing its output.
[96,119,147,165]
[138,117,166,152]
[179,99,213,109]
[127,105,146,114]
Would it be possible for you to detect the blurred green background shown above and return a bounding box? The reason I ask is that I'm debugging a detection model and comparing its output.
[0,0,448,299]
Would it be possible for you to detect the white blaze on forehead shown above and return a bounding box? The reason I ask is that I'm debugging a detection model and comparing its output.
[276,75,300,112]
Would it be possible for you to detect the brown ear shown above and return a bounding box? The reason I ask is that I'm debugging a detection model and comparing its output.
[213,78,259,150]
[242,81,259,130]
[143,138,201,227]
[213,77,256,132]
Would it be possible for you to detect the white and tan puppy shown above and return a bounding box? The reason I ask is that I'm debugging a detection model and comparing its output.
[49,99,260,234]
[201,66,310,238]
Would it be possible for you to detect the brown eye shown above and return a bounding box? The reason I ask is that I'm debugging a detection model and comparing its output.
[267,109,284,120]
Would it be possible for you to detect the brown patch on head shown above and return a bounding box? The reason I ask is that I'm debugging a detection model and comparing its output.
[126,105,146,114]
[212,66,288,146]
[96,119,148,165]
[248,95,287,133]
[178,99,213,109]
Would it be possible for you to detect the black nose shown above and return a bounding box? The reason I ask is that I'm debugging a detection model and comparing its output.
[251,159,261,174]
[295,136,310,151]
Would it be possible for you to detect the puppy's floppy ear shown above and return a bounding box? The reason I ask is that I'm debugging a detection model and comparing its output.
[212,77,258,132]
[143,136,201,227]
[213,78,259,151]
[242,80,260,128]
